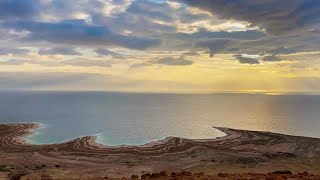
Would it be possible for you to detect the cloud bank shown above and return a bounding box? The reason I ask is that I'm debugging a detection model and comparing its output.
[175,0,320,35]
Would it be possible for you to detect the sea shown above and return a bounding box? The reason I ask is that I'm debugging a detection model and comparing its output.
[0,91,319,146]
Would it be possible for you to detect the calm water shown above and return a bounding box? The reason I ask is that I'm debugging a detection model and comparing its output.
[0,91,320,146]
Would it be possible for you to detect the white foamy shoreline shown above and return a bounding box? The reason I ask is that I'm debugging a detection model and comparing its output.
[7,122,227,147]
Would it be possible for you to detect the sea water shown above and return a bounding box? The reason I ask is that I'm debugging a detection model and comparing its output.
[0,91,320,146]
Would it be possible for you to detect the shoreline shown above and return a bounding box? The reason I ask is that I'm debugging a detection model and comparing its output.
[0,123,41,145]
[4,122,320,151]
[17,122,228,148]
[17,122,320,148]
[21,122,47,145]
[1,123,320,179]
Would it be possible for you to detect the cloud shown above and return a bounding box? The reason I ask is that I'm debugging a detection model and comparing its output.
[130,57,194,68]
[130,62,149,69]
[4,19,160,50]
[185,30,271,57]
[196,39,230,57]
[91,0,178,36]
[90,0,230,38]
[158,29,266,52]
[1,59,32,65]
[157,25,318,56]
[126,0,174,22]
[181,52,200,57]
[94,48,122,58]
[0,48,30,55]
[233,55,260,65]
[1,57,112,68]
[60,58,112,67]
[39,47,82,56]
[3,0,315,59]
[179,11,211,24]
[0,72,118,90]
[226,33,320,56]
[175,0,320,35]
[1,58,59,66]
[171,29,266,40]
[266,46,300,55]
[0,0,39,20]
[263,55,281,62]
[0,0,318,69]
[0,71,212,92]
[125,0,210,25]
[154,57,194,66]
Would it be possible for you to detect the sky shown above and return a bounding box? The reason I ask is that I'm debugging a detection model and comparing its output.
[0,0,320,93]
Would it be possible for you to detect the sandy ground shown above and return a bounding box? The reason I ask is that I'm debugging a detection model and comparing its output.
[0,123,320,179]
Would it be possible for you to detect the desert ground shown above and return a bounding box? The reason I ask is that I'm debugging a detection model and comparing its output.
[0,123,320,179]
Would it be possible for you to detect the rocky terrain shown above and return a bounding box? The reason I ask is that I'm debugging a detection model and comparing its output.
[0,123,320,179]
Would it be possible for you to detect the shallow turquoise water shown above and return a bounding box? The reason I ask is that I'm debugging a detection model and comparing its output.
[1,91,320,146]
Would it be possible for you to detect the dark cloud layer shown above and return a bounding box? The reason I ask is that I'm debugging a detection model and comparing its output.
[1,57,112,68]
[181,52,200,57]
[130,57,194,68]
[0,0,39,20]
[61,58,112,67]
[233,55,260,65]
[172,29,266,40]
[39,47,82,56]
[266,46,301,55]
[3,19,159,50]
[154,57,194,66]
[94,48,122,58]
[0,0,318,66]
[263,55,281,62]
[196,39,230,57]
[126,0,174,22]
[175,0,320,35]
[0,48,30,55]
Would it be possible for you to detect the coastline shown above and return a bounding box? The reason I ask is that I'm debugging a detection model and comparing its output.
[0,123,41,145]
[20,122,228,147]
[1,123,320,179]
[21,122,47,145]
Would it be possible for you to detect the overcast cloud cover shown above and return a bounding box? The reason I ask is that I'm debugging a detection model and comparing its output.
[0,0,319,92]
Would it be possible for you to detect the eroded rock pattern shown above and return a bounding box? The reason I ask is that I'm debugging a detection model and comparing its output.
[0,124,320,179]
